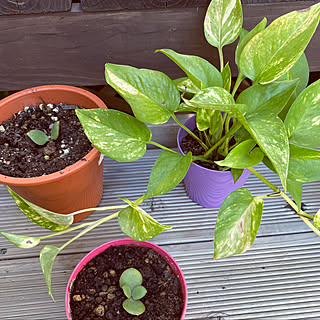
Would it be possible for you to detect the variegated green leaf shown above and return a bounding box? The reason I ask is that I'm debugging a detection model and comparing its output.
[157,49,223,89]
[236,80,298,115]
[76,109,152,162]
[221,63,232,92]
[118,206,172,241]
[215,139,264,169]
[288,144,320,183]
[145,151,192,199]
[214,189,263,259]
[204,0,243,49]
[8,187,72,231]
[285,79,320,148]
[40,244,61,301]
[239,3,320,84]
[105,63,180,124]
[0,231,41,249]
[236,18,267,66]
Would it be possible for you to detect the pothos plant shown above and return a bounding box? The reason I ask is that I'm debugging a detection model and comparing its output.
[1,0,320,301]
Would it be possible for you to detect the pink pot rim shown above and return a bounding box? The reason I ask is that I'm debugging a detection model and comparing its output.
[177,114,236,174]
[65,238,188,320]
[0,85,106,186]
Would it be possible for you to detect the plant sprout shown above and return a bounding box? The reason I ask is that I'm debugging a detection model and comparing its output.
[120,268,147,316]
[27,121,60,145]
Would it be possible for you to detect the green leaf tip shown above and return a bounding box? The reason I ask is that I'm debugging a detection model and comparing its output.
[27,129,49,145]
[0,231,41,249]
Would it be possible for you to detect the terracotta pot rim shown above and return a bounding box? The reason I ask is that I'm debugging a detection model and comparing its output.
[177,114,235,174]
[0,85,105,186]
[65,238,188,320]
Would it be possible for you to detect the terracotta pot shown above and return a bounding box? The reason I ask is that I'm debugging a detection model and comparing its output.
[177,115,251,208]
[0,85,107,223]
[65,239,188,319]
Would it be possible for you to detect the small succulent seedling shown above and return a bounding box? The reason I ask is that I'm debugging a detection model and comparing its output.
[119,268,147,315]
[27,121,60,146]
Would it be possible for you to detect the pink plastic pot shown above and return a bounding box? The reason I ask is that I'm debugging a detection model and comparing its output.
[65,239,188,320]
[177,115,251,208]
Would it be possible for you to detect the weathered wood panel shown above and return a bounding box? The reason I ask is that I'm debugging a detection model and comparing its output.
[81,0,319,11]
[0,0,72,15]
[0,1,318,91]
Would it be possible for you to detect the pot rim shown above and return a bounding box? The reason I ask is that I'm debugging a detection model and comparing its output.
[0,85,106,186]
[65,238,188,320]
[177,114,236,175]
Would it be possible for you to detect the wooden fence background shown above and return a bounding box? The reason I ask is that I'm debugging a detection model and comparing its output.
[0,0,318,95]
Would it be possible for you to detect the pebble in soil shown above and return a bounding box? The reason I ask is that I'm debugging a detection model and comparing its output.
[70,245,184,320]
[0,103,92,178]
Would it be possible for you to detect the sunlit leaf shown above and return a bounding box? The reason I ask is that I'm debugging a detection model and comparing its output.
[239,3,320,84]
[105,63,180,124]
[8,187,72,231]
[288,144,320,183]
[50,121,60,140]
[204,0,243,50]
[0,231,40,249]
[236,18,267,66]
[40,244,61,301]
[285,79,320,148]
[236,80,298,115]
[157,49,223,89]
[221,63,232,92]
[145,151,192,199]
[118,206,172,241]
[215,139,264,169]
[214,189,263,259]
[76,109,152,162]
[120,268,143,289]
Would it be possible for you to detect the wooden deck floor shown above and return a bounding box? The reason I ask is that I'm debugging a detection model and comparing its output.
[1,149,320,319]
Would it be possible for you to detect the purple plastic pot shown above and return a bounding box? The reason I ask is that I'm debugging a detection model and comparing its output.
[65,239,188,320]
[177,115,251,208]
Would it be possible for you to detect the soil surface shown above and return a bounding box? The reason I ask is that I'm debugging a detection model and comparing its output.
[70,245,184,320]
[0,103,92,178]
[180,127,224,170]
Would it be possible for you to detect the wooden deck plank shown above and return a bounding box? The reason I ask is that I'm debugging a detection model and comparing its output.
[1,234,320,319]
[0,0,72,15]
[0,150,318,261]
[0,2,318,91]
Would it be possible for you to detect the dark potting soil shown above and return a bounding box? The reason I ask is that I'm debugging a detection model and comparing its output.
[0,103,92,178]
[70,245,184,320]
[180,127,223,170]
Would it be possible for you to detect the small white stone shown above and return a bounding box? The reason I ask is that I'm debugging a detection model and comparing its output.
[52,107,59,113]
[51,116,58,121]
[24,106,29,112]
[18,110,23,115]
[61,144,66,148]
[39,104,44,110]
[0,125,5,133]
[63,149,70,155]
[47,103,54,108]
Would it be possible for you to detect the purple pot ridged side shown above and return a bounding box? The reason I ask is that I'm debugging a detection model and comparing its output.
[177,116,251,208]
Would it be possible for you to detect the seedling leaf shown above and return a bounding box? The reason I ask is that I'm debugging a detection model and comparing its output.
[27,130,49,145]
[123,299,145,316]
[132,286,147,300]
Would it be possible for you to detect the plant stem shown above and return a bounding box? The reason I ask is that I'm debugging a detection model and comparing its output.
[203,130,212,147]
[172,114,208,151]
[300,216,320,237]
[248,167,314,220]
[65,205,127,217]
[219,47,224,72]
[232,73,245,97]
[59,212,119,251]
[148,141,178,154]
[40,222,94,240]
[203,122,242,158]
[192,156,215,164]
[223,114,232,155]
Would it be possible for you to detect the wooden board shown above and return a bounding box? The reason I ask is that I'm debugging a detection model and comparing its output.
[0,1,318,91]
[81,0,319,11]
[0,0,72,15]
